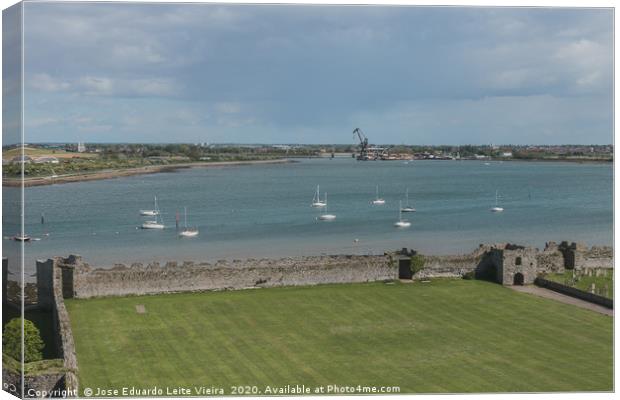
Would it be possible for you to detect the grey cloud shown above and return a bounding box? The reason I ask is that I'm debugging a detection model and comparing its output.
[20,4,613,144]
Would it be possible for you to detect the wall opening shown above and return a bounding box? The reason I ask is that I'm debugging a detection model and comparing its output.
[515,257,522,266]
[398,258,412,279]
[513,273,524,285]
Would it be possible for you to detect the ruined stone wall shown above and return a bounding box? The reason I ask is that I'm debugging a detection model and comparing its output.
[72,255,396,299]
[559,242,613,270]
[576,245,613,270]
[52,258,79,393]
[535,247,565,274]
[35,258,79,395]
[415,244,495,279]
[36,259,54,310]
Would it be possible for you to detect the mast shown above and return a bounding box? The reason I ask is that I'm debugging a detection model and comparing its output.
[184,207,188,229]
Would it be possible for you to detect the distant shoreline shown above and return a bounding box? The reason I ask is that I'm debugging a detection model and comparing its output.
[3,158,294,187]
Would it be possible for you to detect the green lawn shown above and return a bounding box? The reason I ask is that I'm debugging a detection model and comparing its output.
[65,280,613,395]
[545,270,613,299]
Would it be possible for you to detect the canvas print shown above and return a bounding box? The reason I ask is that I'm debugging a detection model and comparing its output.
[1,1,614,398]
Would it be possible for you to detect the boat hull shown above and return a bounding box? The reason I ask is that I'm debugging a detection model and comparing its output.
[318,214,336,221]
[140,210,159,216]
[142,222,165,229]
[179,230,199,237]
[394,221,411,228]
[490,207,504,212]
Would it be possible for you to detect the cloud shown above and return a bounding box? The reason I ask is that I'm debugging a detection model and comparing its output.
[20,4,613,144]
[27,73,180,97]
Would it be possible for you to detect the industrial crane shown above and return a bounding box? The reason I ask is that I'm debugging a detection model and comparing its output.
[353,128,370,160]
[353,128,389,160]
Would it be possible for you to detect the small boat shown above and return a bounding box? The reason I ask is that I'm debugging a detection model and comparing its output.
[490,190,504,212]
[401,188,416,213]
[372,185,385,205]
[140,196,160,216]
[179,207,199,237]
[13,234,31,242]
[394,201,411,228]
[318,193,336,221]
[311,185,327,208]
[142,220,165,229]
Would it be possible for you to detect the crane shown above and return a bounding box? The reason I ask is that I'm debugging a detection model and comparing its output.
[353,128,370,160]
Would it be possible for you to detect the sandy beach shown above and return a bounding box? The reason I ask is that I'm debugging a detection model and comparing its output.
[2,158,294,187]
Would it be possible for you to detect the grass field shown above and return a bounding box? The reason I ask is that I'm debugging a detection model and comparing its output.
[65,280,613,395]
[545,270,614,299]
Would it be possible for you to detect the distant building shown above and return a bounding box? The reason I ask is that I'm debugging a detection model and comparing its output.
[33,156,59,164]
[501,152,513,158]
[11,155,33,164]
[77,142,86,153]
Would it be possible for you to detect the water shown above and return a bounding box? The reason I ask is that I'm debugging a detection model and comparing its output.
[3,158,613,276]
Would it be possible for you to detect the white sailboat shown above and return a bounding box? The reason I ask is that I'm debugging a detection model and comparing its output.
[311,185,327,208]
[140,196,160,216]
[394,201,411,228]
[179,207,199,237]
[372,185,385,205]
[318,193,336,221]
[490,190,504,212]
[401,188,416,213]
[142,197,165,229]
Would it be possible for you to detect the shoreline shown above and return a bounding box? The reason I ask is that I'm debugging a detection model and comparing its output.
[2,158,294,187]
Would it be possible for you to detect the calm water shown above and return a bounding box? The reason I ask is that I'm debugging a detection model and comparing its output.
[3,158,613,275]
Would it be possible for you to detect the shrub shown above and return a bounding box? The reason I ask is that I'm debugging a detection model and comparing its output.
[2,318,44,363]
[410,254,425,276]
[462,271,475,280]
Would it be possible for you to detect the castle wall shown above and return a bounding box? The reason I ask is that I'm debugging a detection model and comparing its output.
[559,242,613,270]
[36,259,54,310]
[575,246,613,270]
[415,245,494,279]
[34,258,79,396]
[71,255,396,299]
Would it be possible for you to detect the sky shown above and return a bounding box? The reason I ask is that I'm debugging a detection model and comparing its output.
[7,3,615,144]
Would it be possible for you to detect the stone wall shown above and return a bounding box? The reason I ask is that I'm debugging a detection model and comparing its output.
[415,244,495,279]
[52,258,79,393]
[558,242,613,270]
[2,367,69,399]
[396,241,607,286]
[35,257,79,395]
[70,255,396,299]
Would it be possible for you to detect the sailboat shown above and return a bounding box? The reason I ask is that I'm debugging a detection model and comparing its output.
[13,234,31,242]
[140,196,160,216]
[142,197,165,229]
[394,201,411,228]
[401,188,416,213]
[179,207,199,237]
[311,185,327,208]
[490,190,504,212]
[372,185,385,205]
[318,193,336,221]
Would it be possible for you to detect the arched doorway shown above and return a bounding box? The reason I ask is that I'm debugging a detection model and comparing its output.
[513,273,524,285]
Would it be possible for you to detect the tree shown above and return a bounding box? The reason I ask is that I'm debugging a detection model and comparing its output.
[2,318,44,363]
[410,254,425,276]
